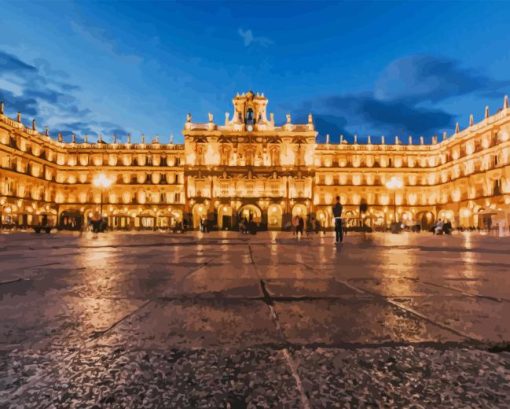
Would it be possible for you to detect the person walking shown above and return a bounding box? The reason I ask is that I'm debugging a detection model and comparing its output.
[332,196,343,244]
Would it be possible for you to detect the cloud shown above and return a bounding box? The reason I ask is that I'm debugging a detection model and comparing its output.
[374,55,510,104]
[304,54,510,140]
[238,28,273,47]
[70,21,143,65]
[0,49,128,140]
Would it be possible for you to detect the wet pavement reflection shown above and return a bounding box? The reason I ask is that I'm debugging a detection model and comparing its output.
[1,231,510,408]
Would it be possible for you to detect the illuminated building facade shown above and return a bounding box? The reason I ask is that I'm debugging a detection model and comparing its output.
[1,91,510,231]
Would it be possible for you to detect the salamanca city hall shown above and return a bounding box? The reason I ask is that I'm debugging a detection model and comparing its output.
[1,90,510,231]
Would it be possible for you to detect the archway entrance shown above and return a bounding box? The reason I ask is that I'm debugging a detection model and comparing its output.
[238,204,261,225]
[218,205,233,230]
[416,211,434,231]
[192,204,208,229]
[267,204,282,230]
[59,210,83,230]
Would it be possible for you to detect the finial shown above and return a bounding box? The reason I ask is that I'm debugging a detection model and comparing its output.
[354,134,358,144]
[367,135,371,144]
[485,106,489,119]
[208,112,213,123]
[504,95,509,109]
[0,101,4,115]
[326,134,330,144]
[141,133,145,144]
[420,136,424,145]
[186,113,192,122]
[455,122,460,133]
[71,133,76,143]
[17,112,21,123]
[381,135,385,144]
[32,119,36,131]
[169,133,174,144]
[469,114,474,126]
[442,131,447,141]
[45,126,49,136]
[127,133,131,144]
[308,113,313,124]
[58,132,63,142]
[408,135,412,145]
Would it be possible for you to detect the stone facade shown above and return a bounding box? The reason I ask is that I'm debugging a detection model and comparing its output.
[1,92,510,231]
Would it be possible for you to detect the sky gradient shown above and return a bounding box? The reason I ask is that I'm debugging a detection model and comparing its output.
[1,0,510,143]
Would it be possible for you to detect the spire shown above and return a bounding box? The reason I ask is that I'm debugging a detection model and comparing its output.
[485,106,489,119]
[17,112,21,123]
[504,95,509,109]
[58,132,63,142]
[32,119,36,131]
[455,122,460,133]
[469,114,474,126]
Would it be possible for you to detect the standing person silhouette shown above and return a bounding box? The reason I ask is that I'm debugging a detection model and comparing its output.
[332,196,343,244]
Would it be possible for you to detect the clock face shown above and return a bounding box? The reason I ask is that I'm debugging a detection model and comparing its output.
[247,124,253,132]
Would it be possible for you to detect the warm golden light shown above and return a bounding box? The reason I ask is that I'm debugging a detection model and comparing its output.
[92,173,114,189]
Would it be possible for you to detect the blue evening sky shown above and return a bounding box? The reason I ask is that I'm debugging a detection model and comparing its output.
[1,0,510,143]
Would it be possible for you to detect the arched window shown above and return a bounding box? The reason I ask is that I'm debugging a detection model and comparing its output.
[245,108,255,125]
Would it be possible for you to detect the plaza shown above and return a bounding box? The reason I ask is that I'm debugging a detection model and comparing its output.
[1,230,509,408]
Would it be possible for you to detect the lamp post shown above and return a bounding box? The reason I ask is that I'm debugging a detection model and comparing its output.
[92,173,113,219]
[385,176,404,226]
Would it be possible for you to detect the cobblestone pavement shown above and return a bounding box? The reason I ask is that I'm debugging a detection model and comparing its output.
[1,231,510,408]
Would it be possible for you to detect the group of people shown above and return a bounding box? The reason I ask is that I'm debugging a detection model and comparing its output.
[433,219,452,235]
[239,217,257,235]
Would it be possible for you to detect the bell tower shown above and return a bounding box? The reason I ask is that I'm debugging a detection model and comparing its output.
[231,91,269,125]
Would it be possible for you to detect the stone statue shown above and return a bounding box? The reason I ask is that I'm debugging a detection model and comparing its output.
[186,113,192,122]
[208,112,213,123]
[225,112,230,124]
[286,113,291,123]
[270,113,274,123]
[308,113,313,123]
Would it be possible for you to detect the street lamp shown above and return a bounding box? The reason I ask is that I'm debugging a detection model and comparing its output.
[385,176,404,224]
[92,173,113,218]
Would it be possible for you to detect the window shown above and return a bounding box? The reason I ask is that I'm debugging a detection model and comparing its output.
[174,193,181,203]
[494,179,501,195]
